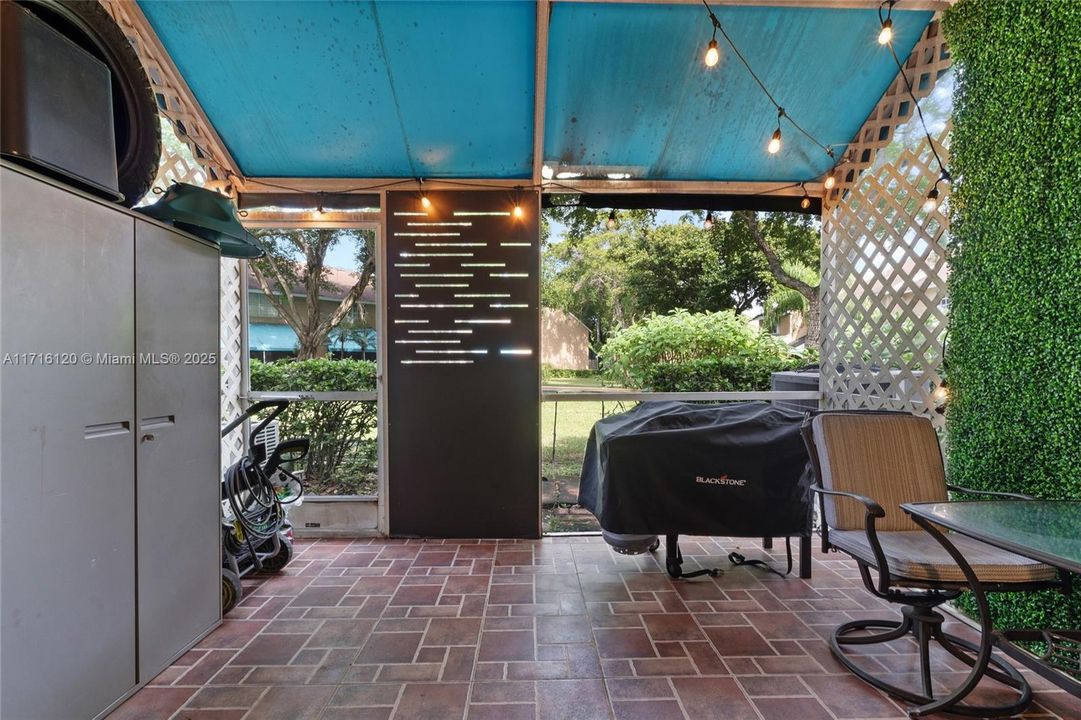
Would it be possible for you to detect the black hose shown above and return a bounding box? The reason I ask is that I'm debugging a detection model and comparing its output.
[223,455,286,544]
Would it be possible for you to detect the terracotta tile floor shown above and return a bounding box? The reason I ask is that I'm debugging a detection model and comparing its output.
[109,536,1080,720]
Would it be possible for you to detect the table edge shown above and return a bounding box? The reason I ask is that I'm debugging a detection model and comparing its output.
[902,501,1081,576]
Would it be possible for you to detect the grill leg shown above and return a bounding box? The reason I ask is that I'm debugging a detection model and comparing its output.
[664,534,720,580]
[762,537,774,550]
[799,533,812,579]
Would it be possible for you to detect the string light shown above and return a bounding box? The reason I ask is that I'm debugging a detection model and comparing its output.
[799,183,811,210]
[824,168,837,190]
[931,380,949,405]
[923,169,951,213]
[882,23,952,202]
[878,19,893,45]
[704,211,714,230]
[606,210,617,230]
[702,1,835,163]
[922,187,939,213]
[878,1,896,45]
[768,110,783,154]
[416,178,432,211]
[704,38,720,68]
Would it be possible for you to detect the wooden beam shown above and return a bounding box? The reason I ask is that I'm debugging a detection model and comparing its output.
[240,176,822,198]
[550,0,954,10]
[240,209,380,228]
[532,1,551,185]
[543,179,822,197]
[238,177,530,194]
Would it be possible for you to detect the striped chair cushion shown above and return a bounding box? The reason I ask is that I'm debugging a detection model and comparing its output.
[811,413,948,532]
[830,530,1058,584]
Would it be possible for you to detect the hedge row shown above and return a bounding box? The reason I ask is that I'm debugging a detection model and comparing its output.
[943,0,1081,630]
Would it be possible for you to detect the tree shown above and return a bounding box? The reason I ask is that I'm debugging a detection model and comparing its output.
[542,227,634,347]
[731,211,822,346]
[249,227,376,359]
[542,197,656,245]
[625,222,772,315]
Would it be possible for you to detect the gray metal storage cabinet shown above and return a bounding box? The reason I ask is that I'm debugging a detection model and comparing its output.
[1,163,221,720]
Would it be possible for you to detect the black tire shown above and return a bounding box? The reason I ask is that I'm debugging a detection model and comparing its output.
[221,568,242,614]
[18,0,161,206]
[258,536,293,573]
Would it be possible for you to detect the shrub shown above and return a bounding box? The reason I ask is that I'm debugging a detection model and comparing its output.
[599,309,802,391]
[541,365,598,381]
[944,1,1081,631]
[249,358,378,495]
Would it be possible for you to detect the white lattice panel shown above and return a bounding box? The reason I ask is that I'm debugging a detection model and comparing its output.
[820,126,951,427]
[102,1,238,187]
[102,1,247,468]
[220,258,247,468]
[824,19,952,209]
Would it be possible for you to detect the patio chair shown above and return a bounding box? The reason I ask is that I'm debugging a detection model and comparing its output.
[801,410,1066,717]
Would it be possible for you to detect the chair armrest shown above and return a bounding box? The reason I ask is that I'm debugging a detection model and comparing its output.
[811,484,892,594]
[946,484,1035,501]
[811,484,886,517]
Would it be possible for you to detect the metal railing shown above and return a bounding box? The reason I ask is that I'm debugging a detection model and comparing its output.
[541,389,819,402]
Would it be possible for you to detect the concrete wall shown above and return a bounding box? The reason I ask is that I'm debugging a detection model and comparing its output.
[541,307,590,370]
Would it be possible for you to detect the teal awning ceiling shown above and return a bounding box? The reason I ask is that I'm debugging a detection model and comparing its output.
[249,324,375,353]
[139,1,932,183]
[328,327,376,352]
[249,323,299,353]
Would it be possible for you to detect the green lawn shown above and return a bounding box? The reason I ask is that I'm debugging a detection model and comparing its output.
[541,395,637,533]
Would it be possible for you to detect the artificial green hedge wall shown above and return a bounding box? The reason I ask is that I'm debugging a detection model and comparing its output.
[943,0,1081,630]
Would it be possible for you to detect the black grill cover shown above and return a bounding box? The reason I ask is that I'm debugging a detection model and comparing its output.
[579,401,812,537]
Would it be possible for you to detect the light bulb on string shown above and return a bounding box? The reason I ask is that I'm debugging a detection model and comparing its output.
[877,1,895,45]
[606,210,617,230]
[767,128,782,155]
[824,169,837,190]
[878,18,893,45]
[704,211,714,230]
[705,39,720,68]
[931,381,949,405]
[922,186,939,213]
[799,183,811,210]
[417,178,432,212]
[314,205,325,219]
[767,108,784,155]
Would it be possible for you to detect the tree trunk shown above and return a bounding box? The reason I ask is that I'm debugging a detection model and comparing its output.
[737,210,822,349]
[804,287,821,348]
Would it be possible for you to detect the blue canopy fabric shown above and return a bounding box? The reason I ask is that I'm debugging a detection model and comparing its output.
[544,3,931,182]
[139,1,932,183]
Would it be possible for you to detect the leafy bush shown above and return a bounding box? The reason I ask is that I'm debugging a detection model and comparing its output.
[944,1,1081,631]
[249,358,378,495]
[541,365,597,381]
[599,309,802,391]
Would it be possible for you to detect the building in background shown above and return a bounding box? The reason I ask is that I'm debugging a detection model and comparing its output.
[541,307,591,370]
[248,266,376,361]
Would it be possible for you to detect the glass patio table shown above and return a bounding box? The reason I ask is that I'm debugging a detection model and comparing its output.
[903,500,1081,697]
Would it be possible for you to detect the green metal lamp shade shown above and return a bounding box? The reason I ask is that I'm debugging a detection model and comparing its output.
[138,183,264,258]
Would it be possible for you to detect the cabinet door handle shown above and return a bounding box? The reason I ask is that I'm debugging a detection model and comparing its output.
[141,433,156,442]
